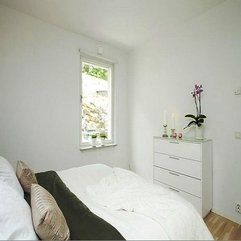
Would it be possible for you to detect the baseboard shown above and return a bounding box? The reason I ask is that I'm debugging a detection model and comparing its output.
[212,208,241,225]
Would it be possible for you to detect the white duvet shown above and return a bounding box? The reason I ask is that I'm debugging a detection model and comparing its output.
[58,164,213,240]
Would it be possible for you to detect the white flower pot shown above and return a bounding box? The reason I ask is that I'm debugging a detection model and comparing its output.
[195,125,204,140]
[91,138,97,146]
[100,138,105,146]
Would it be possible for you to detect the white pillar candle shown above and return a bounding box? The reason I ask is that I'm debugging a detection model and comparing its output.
[171,113,175,129]
[163,110,167,126]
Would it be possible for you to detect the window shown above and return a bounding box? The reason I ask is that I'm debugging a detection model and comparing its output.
[80,56,115,148]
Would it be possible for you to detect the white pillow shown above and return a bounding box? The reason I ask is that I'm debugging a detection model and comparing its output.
[0,182,38,240]
[0,156,23,196]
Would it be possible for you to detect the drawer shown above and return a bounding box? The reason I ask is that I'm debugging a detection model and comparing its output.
[154,181,202,215]
[153,167,201,197]
[154,153,201,179]
[154,139,201,161]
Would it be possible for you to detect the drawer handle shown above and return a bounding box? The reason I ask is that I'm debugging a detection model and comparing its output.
[169,156,180,160]
[169,172,180,177]
[169,187,180,193]
[169,141,179,144]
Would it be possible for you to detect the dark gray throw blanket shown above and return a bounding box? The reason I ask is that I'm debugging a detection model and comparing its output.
[35,171,125,240]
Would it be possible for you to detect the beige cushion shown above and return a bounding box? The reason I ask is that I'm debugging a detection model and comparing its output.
[16,160,37,193]
[31,184,70,240]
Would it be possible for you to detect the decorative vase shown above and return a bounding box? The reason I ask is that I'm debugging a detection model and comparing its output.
[195,125,204,140]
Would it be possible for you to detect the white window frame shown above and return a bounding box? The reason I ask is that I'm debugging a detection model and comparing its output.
[79,53,116,149]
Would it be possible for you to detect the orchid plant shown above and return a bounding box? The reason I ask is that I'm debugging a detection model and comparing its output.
[184,84,206,129]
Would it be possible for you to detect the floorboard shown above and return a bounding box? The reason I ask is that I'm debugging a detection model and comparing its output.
[204,212,241,240]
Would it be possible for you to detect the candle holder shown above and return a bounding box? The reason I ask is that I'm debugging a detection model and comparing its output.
[162,125,168,137]
[170,129,175,138]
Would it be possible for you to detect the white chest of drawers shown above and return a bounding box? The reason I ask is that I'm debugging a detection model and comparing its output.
[153,137,212,217]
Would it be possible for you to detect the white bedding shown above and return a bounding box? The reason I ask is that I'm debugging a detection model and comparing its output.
[58,164,213,240]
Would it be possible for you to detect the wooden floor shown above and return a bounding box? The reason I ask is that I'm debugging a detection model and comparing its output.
[204,212,241,240]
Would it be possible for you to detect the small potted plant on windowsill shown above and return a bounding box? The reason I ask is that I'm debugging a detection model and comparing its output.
[91,133,98,146]
[99,132,107,146]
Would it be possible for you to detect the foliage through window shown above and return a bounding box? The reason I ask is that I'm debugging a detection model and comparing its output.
[80,57,114,147]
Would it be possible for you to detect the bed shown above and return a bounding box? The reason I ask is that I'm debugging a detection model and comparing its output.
[0,156,213,240]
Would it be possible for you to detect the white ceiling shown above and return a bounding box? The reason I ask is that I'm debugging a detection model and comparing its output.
[0,0,224,51]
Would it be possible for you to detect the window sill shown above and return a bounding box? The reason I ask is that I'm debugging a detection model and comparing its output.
[80,143,117,151]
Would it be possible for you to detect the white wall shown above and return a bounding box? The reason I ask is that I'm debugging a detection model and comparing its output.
[127,0,241,223]
[0,5,129,172]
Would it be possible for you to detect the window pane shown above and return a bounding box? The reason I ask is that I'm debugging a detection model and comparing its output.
[81,61,112,143]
